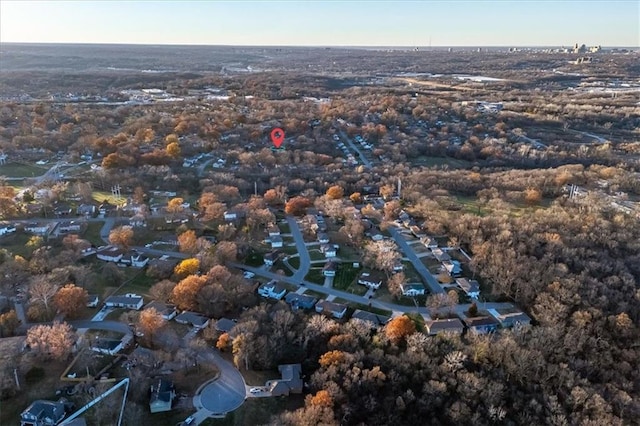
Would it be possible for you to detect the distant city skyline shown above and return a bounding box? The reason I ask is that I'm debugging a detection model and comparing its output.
[1,1,638,47]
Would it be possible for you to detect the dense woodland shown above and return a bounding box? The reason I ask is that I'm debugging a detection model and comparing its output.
[0,44,638,425]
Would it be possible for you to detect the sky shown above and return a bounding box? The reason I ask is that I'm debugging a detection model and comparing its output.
[1,0,638,47]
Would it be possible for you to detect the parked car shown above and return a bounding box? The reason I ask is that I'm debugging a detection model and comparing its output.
[243,271,256,279]
[249,387,262,394]
[184,416,195,425]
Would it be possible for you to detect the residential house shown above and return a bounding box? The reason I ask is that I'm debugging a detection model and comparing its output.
[20,399,68,426]
[129,214,147,228]
[53,203,73,217]
[91,338,126,356]
[96,246,124,263]
[463,316,500,334]
[270,235,284,249]
[431,248,451,262]
[409,225,426,238]
[487,308,531,328]
[267,225,281,237]
[456,278,480,299]
[57,221,82,233]
[0,223,16,236]
[368,229,384,241]
[285,293,317,310]
[86,294,99,308]
[400,283,426,297]
[322,261,337,277]
[315,300,348,319]
[98,201,115,217]
[215,318,237,333]
[257,280,287,300]
[175,311,210,328]
[223,208,246,221]
[421,236,438,249]
[24,222,52,236]
[320,243,337,258]
[352,309,390,328]
[144,301,177,320]
[129,253,149,268]
[105,294,144,310]
[149,379,175,413]
[267,364,303,396]
[317,232,330,244]
[263,251,279,267]
[443,260,462,276]
[392,261,404,272]
[357,271,384,290]
[425,318,465,336]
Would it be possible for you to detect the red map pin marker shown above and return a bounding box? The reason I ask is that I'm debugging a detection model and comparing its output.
[270,128,285,148]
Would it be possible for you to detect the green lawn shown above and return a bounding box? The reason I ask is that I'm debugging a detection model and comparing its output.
[302,289,328,299]
[332,264,361,291]
[288,256,300,270]
[0,232,33,258]
[0,162,47,178]
[333,297,392,317]
[404,312,427,332]
[83,221,105,246]
[200,395,304,426]
[308,249,324,261]
[272,260,294,277]
[278,222,291,234]
[115,271,155,296]
[245,252,264,266]
[305,268,324,284]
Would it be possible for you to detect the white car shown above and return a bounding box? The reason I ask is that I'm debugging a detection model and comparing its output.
[249,387,262,394]
[243,271,255,279]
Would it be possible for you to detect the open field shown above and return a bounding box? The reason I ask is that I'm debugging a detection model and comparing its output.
[0,162,47,178]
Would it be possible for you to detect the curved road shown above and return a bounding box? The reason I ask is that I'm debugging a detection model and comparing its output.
[286,216,311,281]
[194,350,246,417]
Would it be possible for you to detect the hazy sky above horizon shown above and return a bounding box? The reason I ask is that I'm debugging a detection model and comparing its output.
[1,1,638,47]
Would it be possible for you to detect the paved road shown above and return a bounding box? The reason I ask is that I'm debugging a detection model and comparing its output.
[338,129,373,169]
[388,226,444,294]
[194,349,246,418]
[69,320,132,336]
[286,216,311,281]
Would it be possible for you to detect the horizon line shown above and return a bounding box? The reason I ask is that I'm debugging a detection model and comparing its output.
[1,41,638,49]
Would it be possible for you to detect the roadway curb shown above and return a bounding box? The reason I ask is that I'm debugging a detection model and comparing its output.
[194,371,221,397]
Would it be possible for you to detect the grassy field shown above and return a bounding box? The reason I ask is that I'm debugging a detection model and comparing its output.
[92,190,126,205]
[305,268,324,284]
[0,232,33,258]
[245,252,264,266]
[302,288,328,299]
[277,222,291,234]
[308,249,324,261]
[332,264,361,291]
[0,162,47,178]
[83,221,105,246]
[288,256,300,270]
[272,260,294,277]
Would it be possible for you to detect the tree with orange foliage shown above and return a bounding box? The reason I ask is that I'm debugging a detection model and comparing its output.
[308,390,333,407]
[166,142,181,158]
[319,350,346,367]
[109,225,134,250]
[174,258,200,279]
[216,332,231,351]
[178,230,197,254]
[285,196,311,216]
[349,192,362,204]
[26,322,76,360]
[138,307,166,340]
[53,284,88,319]
[384,315,416,344]
[524,188,542,206]
[325,185,344,200]
[171,275,207,310]
[198,192,226,222]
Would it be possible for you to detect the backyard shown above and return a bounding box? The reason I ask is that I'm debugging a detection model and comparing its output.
[0,162,47,178]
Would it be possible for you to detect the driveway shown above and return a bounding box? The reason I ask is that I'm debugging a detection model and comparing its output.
[388,226,444,294]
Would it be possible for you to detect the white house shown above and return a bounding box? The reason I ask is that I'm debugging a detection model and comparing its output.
[357,271,384,290]
[258,280,287,300]
[320,243,337,258]
[130,253,149,268]
[264,251,279,267]
[144,301,177,321]
[317,232,330,244]
[24,222,51,236]
[369,229,384,241]
[175,311,210,328]
[97,246,124,263]
[267,225,281,237]
[322,261,337,277]
[0,223,16,236]
[270,235,284,249]
[400,283,426,297]
[105,293,144,310]
[421,236,438,249]
[86,294,99,308]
